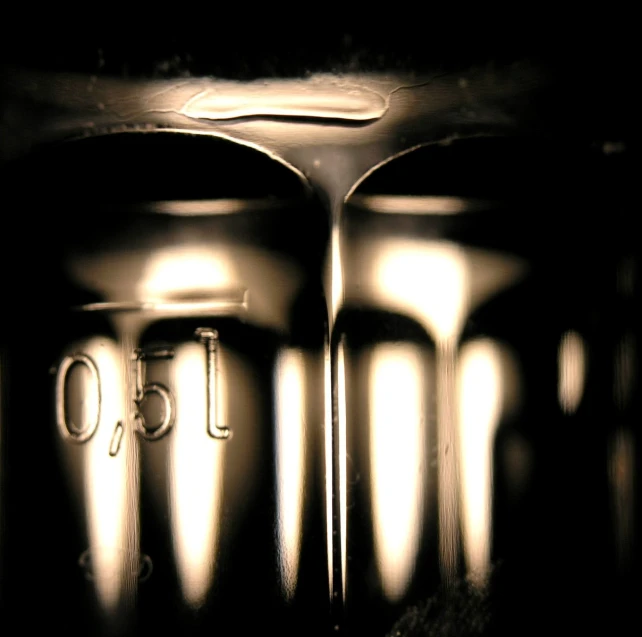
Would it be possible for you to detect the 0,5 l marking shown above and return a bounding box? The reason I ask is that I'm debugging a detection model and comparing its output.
[54,328,229,455]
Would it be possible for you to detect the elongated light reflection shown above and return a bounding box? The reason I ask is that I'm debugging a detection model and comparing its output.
[180,78,386,121]
[170,342,225,608]
[324,339,334,601]
[81,338,133,613]
[74,242,304,335]
[558,331,586,414]
[331,225,344,323]
[275,349,307,600]
[458,340,503,588]
[337,339,348,601]
[140,247,236,301]
[369,343,427,601]
[350,194,491,215]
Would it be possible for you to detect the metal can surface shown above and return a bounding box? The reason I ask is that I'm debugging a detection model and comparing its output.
[0,133,330,635]
[0,37,636,637]
[333,138,637,635]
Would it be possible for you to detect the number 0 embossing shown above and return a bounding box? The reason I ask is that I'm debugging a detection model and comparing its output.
[55,354,101,443]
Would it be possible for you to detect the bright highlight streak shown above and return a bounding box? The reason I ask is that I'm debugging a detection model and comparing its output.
[141,247,235,301]
[375,241,469,341]
[373,241,469,582]
[324,338,334,601]
[369,343,426,601]
[558,331,586,414]
[458,339,503,588]
[274,349,307,599]
[350,194,491,215]
[170,342,225,608]
[331,225,344,324]
[82,338,133,613]
[337,340,348,602]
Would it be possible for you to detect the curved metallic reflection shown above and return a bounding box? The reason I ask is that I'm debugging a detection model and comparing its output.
[157,327,261,614]
[274,349,307,600]
[349,236,525,582]
[67,221,315,622]
[368,343,429,601]
[169,342,226,608]
[60,337,134,615]
[2,129,331,632]
[558,330,586,415]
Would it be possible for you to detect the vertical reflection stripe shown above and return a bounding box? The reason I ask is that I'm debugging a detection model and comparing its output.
[80,338,133,613]
[558,331,586,414]
[457,339,503,588]
[324,339,334,602]
[337,339,348,602]
[170,342,225,608]
[275,349,307,599]
[369,343,426,601]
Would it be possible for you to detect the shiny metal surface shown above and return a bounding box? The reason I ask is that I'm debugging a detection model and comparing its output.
[0,52,636,636]
[333,140,637,635]
[0,135,330,635]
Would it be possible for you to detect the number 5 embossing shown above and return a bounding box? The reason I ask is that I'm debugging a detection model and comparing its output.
[195,328,230,440]
[132,345,176,441]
